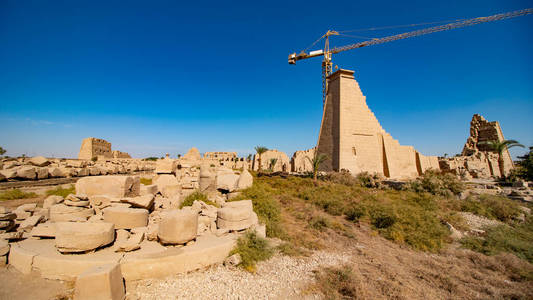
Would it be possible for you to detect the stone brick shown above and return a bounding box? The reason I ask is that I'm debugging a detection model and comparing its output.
[74,263,125,300]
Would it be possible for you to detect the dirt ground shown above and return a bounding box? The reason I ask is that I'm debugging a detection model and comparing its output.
[0,266,72,300]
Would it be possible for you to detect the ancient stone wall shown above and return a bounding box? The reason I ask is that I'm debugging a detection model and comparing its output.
[291,148,315,173]
[78,138,112,160]
[204,152,237,160]
[252,150,290,172]
[112,150,131,159]
[316,69,440,179]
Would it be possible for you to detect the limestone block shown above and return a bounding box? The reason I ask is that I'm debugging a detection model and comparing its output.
[103,207,148,229]
[55,222,115,253]
[44,195,64,209]
[29,156,51,167]
[30,222,56,238]
[116,232,144,252]
[77,168,89,177]
[0,169,17,179]
[48,167,63,178]
[120,194,154,210]
[199,167,215,191]
[217,212,258,231]
[236,169,253,190]
[76,175,140,198]
[153,174,179,193]
[14,209,31,220]
[8,245,35,274]
[65,200,90,207]
[155,158,176,174]
[216,173,239,192]
[0,240,10,256]
[74,263,125,300]
[36,167,49,179]
[140,184,157,196]
[161,184,182,198]
[34,208,50,220]
[59,167,76,177]
[217,206,252,221]
[158,209,198,244]
[16,166,37,180]
[224,199,253,210]
[19,215,43,232]
[49,204,94,222]
[18,203,37,212]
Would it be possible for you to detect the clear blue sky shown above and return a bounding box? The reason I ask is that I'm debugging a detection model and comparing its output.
[1,0,531,159]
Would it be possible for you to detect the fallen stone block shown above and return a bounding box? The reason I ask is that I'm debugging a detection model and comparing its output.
[217,212,258,231]
[36,167,49,179]
[236,169,253,190]
[8,244,35,274]
[29,156,51,167]
[140,184,158,196]
[0,240,10,256]
[64,200,90,207]
[30,222,56,238]
[76,175,140,198]
[216,172,239,192]
[153,174,179,193]
[1,231,24,241]
[116,232,144,252]
[120,194,154,210]
[224,253,241,266]
[55,222,115,253]
[223,199,253,210]
[74,263,125,300]
[16,166,37,180]
[158,209,198,245]
[44,195,64,209]
[103,207,148,229]
[49,204,94,222]
[217,206,252,221]
[161,184,181,198]
[0,212,17,221]
[0,169,17,180]
[14,209,31,220]
[18,203,37,212]
[19,215,43,232]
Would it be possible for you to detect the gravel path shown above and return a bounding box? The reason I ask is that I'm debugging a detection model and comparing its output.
[127,250,352,300]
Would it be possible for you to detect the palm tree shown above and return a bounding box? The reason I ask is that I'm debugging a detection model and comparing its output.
[306,153,329,183]
[486,139,524,177]
[254,146,268,171]
[0,146,6,157]
[269,158,278,172]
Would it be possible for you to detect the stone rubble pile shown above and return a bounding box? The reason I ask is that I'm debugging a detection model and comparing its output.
[0,156,155,182]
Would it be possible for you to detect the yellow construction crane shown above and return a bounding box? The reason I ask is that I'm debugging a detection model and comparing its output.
[288,8,533,105]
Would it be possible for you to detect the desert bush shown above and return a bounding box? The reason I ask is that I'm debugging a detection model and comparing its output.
[0,189,37,201]
[230,231,273,272]
[314,265,363,300]
[179,190,218,208]
[407,170,465,196]
[461,216,533,265]
[460,194,521,223]
[143,157,158,161]
[324,170,359,186]
[140,178,152,185]
[45,185,75,198]
[355,171,382,188]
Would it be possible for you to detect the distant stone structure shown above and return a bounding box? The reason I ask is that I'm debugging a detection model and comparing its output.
[316,69,439,179]
[291,148,315,173]
[78,138,112,160]
[112,150,131,159]
[439,114,513,178]
[252,149,290,172]
[204,152,237,160]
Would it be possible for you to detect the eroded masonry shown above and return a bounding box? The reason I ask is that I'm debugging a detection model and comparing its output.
[316,69,439,179]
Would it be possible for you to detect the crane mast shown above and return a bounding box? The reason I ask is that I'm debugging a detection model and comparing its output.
[288,8,533,105]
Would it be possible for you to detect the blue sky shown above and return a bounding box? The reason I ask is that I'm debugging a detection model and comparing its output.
[0,0,531,159]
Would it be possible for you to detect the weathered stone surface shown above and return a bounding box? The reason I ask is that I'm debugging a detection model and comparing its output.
[49,204,94,222]
[216,171,239,192]
[0,213,16,221]
[217,206,251,221]
[116,232,144,252]
[29,156,51,167]
[155,157,177,174]
[158,209,198,244]
[76,175,140,198]
[18,203,37,212]
[14,209,31,220]
[199,167,215,191]
[182,147,202,161]
[16,166,37,180]
[217,212,258,231]
[120,194,154,209]
[44,195,64,209]
[74,263,125,300]
[19,215,43,232]
[161,184,181,198]
[224,253,241,266]
[153,174,179,193]
[253,149,290,172]
[0,240,10,256]
[140,184,158,196]
[78,137,112,160]
[30,222,56,238]
[64,200,90,207]
[8,244,35,274]
[224,199,253,210]
[36,167,49,179]
[236,169,253,190]
[103,207,148,229]
[55,222,115,253]
[0,169,17,179]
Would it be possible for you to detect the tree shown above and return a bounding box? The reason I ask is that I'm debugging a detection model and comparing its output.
[0,146,5,156]
[254,146,268,171]
[269,158,278,172]
[306,153,329,183]
[486,139,524,178]
[515,146,533,181]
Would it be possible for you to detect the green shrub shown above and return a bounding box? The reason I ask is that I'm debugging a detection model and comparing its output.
[0,189,37,201]
[45,185,75,198]
[355,171,382,188]
[143,157,158,161]
[407,170,465,196]
[314,265,361,299]
[179,190,218,208]
[460,194,521,223]
[140,178,152,185]
[461,216,533,264]
[309,216,331,231]
[230,231,273,272]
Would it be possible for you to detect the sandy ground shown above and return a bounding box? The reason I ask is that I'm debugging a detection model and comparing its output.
[0,266,72,300]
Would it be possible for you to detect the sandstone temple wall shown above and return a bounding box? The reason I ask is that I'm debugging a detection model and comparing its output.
[316,69,439,179]
[78,138,112,160]
[291,148,315,173]
[252,150,290,172]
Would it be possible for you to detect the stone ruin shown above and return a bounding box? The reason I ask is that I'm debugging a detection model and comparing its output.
[439,114,514,178]
[316,69,440,179]
[252,149,290,172]
[0,162,260,299]
[291,148,316,173]
[78,137,131,160]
